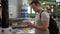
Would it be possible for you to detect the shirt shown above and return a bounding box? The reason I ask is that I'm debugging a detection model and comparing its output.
[35,10,50,34]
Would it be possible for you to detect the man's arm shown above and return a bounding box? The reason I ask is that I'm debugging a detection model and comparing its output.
[29,12,49,31]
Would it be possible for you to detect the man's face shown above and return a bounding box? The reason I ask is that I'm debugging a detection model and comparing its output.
[31,3,39,12]
[46,7,50,13]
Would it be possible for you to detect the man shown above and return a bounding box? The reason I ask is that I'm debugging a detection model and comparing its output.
[46,5,51,13]
[23,1,50,34]
[46,5,59,34]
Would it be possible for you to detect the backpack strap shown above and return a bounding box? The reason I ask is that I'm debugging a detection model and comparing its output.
[40,10,44,19]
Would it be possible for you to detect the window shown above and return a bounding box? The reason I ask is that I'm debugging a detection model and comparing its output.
[28,6,30,14]
[28,6,35,14]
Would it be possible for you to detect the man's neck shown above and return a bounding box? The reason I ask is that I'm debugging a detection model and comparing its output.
[38,9,42,13]
[36,7,42,13]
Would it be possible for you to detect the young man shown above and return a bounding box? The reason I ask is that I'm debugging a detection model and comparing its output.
[46,5,51,13]
[23,1,50,34]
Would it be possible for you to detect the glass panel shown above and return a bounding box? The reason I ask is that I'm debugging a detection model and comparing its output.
[28,6,31,14]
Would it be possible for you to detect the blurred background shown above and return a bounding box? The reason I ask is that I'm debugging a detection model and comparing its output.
[0,0,60,34]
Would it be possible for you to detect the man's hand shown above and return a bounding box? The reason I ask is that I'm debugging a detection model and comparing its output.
[23,22,33,27]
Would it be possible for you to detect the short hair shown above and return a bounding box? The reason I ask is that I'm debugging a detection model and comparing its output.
[46,5,50,10]
[30,0,41,6]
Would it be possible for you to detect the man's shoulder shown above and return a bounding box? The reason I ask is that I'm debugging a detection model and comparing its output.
[41,10,49,17]
[41,9,47,13]
[41,10,48,14]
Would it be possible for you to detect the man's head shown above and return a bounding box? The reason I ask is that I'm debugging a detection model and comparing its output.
[30,0,42,12]
[46,5,50,13]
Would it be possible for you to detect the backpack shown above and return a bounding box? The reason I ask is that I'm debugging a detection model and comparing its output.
[49,16,59,34]
[40,10,59,34]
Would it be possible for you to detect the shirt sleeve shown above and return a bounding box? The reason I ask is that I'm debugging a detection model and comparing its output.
[41,12,50,21]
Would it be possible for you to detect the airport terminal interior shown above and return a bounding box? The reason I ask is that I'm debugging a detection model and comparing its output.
[0,0,60,34]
